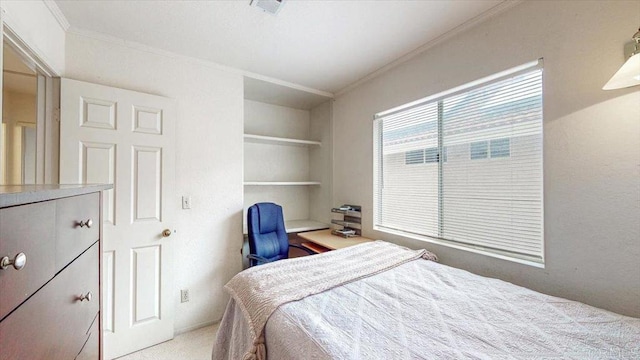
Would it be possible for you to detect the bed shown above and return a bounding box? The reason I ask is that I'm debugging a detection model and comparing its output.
[212,241,639,360]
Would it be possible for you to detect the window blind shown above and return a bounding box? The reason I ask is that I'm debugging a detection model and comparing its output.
[374,60,543,263]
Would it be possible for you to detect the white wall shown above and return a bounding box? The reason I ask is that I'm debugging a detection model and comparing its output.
[309,100,333,224]
[333,0,640,317]
[64,32,245,332]
[1,91,36,184]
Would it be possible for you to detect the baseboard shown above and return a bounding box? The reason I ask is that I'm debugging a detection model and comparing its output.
[175,319,220,336]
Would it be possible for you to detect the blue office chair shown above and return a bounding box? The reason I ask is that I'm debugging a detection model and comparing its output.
[247,202,314,266]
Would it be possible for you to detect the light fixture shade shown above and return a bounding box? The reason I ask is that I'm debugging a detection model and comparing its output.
[603,52,640,90]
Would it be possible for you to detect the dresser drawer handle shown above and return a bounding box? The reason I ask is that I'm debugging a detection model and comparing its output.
[0,252,27,270]
[78,292,93,302]
[79,219,93,228]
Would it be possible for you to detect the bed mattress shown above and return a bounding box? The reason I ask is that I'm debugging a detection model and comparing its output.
[214,255,639,359]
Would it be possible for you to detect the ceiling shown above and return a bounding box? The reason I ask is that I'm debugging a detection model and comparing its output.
[55,0,505,95]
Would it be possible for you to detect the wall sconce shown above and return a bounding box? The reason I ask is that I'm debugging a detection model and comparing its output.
[603,28,640,90]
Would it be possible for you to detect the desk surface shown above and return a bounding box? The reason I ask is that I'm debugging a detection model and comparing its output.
[298,229,373,250]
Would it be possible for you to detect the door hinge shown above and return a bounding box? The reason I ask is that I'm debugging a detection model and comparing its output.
[54,108,61,122]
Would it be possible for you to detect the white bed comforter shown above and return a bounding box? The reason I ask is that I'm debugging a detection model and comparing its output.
[214,253,640,359]
[217,241,436,359]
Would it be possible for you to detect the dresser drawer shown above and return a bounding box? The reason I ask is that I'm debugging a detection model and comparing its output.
[0,201,56,321]
[76,312,100,360]
[0,242,99,360]
[56,193,100,272]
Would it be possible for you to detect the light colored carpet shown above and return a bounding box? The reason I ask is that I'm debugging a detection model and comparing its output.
[116,323,219,360]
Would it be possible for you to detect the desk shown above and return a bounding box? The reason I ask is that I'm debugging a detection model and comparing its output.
[298,229,373,253]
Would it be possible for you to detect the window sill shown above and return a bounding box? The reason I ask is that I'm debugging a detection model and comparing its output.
[374,226,545,269]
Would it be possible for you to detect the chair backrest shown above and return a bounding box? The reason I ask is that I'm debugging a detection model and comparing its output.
[247,202,289,266]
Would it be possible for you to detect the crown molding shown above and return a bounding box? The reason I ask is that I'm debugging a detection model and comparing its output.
[67,27,333,99]
[243,72,333,98]
[335,0,524,97]
[43,0,70,31]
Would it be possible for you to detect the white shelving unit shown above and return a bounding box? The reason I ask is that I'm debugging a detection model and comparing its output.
[243,181,321,186]
[242,219,328,236]
[244,134,322,147]
[242,76,333,237]
[285,219,328,233]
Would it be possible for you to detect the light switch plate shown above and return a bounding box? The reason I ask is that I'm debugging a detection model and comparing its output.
[182,196,191,209]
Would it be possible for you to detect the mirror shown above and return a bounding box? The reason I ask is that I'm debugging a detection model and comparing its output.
[2,41,38,184]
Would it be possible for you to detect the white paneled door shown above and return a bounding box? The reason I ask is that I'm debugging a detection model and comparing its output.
[60,79,176,359]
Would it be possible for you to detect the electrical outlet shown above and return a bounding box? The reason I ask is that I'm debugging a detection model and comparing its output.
[181,289,189,303]
[182,196,191,209]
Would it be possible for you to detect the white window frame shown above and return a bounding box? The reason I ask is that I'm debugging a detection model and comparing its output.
[373,59,544,267]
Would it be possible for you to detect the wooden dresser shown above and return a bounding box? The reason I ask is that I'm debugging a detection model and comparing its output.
[0,185,111,360]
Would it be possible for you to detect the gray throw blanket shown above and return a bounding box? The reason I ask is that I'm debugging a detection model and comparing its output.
[224,240,438,360]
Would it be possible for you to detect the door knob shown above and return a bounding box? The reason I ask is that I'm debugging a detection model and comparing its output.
[0,253,27,270]
[162,229,172,238]
[78,291,93,302]
[79,219,93,228]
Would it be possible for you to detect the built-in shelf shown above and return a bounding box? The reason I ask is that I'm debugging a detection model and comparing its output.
[242,83,332,260]
[244,181,321,186]
[243,219,329,235]
[244,134,321,147]
[285,219,329,233]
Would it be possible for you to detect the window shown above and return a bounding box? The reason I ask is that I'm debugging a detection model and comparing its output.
[405,149,424,164]
[470,141,488,159]
[405,147,440,165]
[424,147,439,163]
[470,138,511,160]
[490,138,510,158]
[374,60,544,264]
